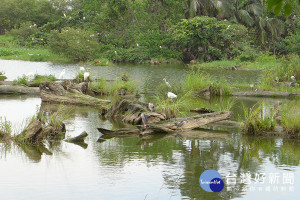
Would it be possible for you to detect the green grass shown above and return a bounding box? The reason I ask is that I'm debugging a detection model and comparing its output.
[0,47,70,63]
[109,78,137,95]
[0,117,12,140]
[33,74,56,84]
[241,102,276,135]
[194,60,239,68]
[13,75,29,85]
[89,77,109,95]
[13,74,56,86]
[183,70,231,96]
[281,102,300,135]
[154,91,191,119]
[0,35,70,63]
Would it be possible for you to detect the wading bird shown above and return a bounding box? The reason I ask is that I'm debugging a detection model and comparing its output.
[250,84,254,91]
[291,75,296,82]
[59,69,65,80]
[163,78,171,88]
[84,72,90,81]
[141,113,148,129]
[167,92,177,100]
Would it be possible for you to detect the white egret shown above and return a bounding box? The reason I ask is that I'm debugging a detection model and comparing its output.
[163,78,171,88]
[167,92,177,99]
[250,84,254,91]
[59,69,65,79]
[80,67,85,71]
[84,72,90,81]
[291,75,296,82]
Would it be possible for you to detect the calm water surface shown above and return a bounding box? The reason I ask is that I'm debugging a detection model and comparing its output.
[0,60,299,200]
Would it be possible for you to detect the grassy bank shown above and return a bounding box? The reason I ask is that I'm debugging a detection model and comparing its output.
[0,35,70,63]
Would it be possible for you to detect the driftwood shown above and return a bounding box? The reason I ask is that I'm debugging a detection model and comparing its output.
[106,99,166,125]
[40,82,110,107]
[0,85,40,95]
[18,119,66,143]
[232,91,300,98]
[97,128,140,135]
[98,111,231,136]
[65,131,88,143]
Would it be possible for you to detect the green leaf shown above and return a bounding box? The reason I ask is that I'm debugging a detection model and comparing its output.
[273,1,283,15]
[267,0,282,10]
[284,3,292,16]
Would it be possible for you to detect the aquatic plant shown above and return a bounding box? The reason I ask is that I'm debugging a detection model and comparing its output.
[89,77,109,95]
[109,78,136,95]
[13,75,29,85]
[183,70,231,96]
[241,102,276,135]
[33,74,56,85]
[0,117,12,140]
[154,91,191,119]
[280,102,300,135]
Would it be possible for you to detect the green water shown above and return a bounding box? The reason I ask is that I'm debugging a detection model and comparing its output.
[0,60,299,200]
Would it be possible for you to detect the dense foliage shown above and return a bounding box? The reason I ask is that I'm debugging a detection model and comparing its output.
[0,0,299,63]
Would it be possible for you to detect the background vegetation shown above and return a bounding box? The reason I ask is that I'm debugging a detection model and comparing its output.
[0,0,298,63]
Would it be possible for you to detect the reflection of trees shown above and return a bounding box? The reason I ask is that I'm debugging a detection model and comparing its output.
[95,131,300,200]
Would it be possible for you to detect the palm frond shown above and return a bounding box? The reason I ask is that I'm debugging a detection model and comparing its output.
[266,18,285,41]
[247,3,263,17]
[238,9,254,26]
[189,0,199,18]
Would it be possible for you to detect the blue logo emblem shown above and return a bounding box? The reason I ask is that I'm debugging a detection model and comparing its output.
[199,169,224,192]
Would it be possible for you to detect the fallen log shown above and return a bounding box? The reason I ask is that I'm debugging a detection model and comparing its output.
[0,85,40,95]
[190,107,214,114]
[40,82,110,107]
[232,91,300,98]
[97,111,231,136]
[97,127,140,135]
[144,111,231,134]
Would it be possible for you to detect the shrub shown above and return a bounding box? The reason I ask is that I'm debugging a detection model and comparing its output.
[48,28,99,61]
[172,16,251,61]
[9,22,40,46]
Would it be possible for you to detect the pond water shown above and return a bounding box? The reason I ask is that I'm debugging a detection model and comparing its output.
[0,60,299,200]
